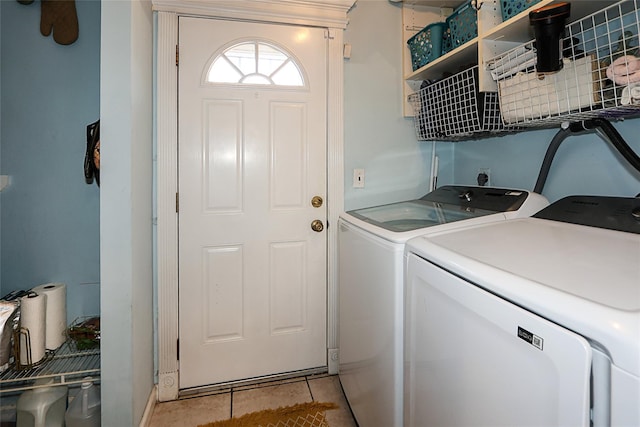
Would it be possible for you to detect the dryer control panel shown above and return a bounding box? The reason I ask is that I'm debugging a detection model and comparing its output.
[534,195,640,234]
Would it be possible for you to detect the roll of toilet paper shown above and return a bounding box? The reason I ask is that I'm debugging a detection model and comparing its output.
[19,292,46,365]
[32,283,67,350]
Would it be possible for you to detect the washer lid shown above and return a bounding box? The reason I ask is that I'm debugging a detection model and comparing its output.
[407,216,640,375]
[347,199,496,232]
[346,185,547,233]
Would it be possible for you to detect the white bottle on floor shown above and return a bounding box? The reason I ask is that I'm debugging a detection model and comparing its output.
[65,377,101,427]
[16,380,67,427]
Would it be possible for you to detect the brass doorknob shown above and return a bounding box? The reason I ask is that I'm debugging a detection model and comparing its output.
[311,220,324,232]
[311,196,323,208]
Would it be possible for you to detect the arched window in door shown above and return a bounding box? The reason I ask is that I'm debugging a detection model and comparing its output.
[206,40,305,87]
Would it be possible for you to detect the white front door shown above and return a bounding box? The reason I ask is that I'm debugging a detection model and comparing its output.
[178,16,328,389]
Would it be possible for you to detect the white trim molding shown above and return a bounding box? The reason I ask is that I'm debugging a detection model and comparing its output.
[152,0,354,28]
[325,26,344,375]
[155,0,352,401]
[156,11,180,402]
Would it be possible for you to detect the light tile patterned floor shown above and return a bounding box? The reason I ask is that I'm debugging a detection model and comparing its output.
[149,374,358,427]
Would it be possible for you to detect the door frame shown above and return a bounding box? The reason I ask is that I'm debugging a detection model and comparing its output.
[153,0,353,402]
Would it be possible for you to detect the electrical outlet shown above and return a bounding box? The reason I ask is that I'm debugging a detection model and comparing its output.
[353,168,365,188]
[477,168,491,187]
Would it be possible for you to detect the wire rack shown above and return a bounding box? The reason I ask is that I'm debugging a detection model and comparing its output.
[0,340,100,393]
[409,66,510,141]
[490,0,640,127]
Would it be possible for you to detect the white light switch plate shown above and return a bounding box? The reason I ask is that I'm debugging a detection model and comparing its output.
[353,169,365,188]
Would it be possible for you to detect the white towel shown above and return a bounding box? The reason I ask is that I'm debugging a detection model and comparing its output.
[621,83,640,105]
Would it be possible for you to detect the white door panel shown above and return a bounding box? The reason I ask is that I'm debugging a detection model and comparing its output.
[202,99,244,212]
[178,16,327,389]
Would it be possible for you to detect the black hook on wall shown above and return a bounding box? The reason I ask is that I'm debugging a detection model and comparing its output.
[84,120,100,187]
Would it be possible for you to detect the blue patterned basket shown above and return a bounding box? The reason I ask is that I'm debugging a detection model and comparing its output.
[501,0,543,21]
[442,25,453,55]
[446,0,477,49]
[407,22,448,71]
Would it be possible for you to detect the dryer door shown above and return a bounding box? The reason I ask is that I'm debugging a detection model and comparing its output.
[405,253,592,427]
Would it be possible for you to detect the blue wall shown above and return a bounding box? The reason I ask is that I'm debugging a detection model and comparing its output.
[100,1,154,423]
[451,122,640,203]
[0,0,101,322]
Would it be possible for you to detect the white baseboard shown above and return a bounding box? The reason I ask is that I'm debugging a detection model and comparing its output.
[139,385,158,427]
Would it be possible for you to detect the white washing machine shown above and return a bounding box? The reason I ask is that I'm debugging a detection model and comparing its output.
[338,185,548,427]
[404,195,640,427]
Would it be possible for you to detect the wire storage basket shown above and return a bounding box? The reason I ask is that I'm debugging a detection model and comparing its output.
[409,66,506,141]
[490,0,640,127]
[0,339,100,393]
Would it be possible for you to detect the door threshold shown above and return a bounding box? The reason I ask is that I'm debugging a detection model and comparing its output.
[178,366,328,399]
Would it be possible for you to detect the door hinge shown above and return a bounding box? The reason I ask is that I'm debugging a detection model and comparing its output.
[176,192,179,213]
[176,45,179,66]
[325,29,336,40]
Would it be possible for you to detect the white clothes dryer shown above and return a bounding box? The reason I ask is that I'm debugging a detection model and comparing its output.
[338,185,548,427]
[404,195,640,427]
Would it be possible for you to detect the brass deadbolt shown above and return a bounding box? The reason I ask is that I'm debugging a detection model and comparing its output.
[311,196,323,208]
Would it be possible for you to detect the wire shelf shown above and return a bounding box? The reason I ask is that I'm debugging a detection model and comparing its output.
[0,340,100,393]
[490,0,640,127]
[409,66,511,141]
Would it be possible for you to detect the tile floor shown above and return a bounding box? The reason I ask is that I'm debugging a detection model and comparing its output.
[149,374,358,427]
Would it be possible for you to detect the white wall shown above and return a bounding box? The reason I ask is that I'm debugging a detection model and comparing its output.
[100,1,154,425]
[343,0,450,211]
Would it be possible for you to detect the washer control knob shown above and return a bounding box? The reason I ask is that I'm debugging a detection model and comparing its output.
[459,190,474,202]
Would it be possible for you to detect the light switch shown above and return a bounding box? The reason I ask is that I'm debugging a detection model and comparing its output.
[353,169,365,188]
[343,43,352,59]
